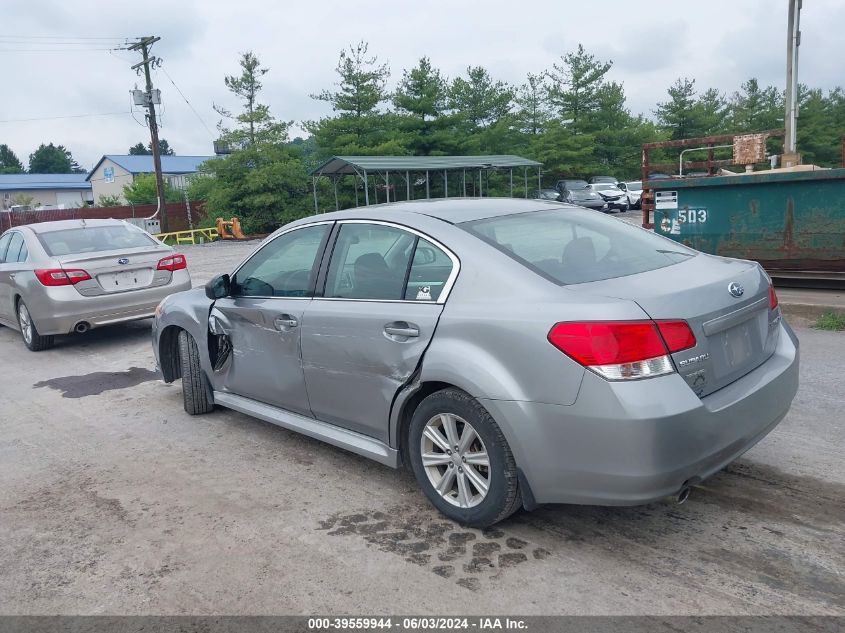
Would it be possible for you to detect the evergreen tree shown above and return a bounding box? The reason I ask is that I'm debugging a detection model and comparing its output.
[307,41,402,157]
[514,72,550,136]
[547,44,612,131]
[393,57,452,155]
[214,51,289,148]
[28,143,84,173]
[0,144,24,174]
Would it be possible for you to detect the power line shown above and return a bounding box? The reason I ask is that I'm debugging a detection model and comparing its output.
[161,67,215,138]
[0,47,119,53]
[0,35,129,40]
[0,111,129,123]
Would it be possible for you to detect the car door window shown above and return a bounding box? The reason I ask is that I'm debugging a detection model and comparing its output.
[0,234,11,262]
[404,238,454,301]
[325,224,416,300]
[4,233,23,264]
[232,224,329,297]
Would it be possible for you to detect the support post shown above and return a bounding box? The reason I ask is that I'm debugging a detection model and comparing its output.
[479,170,483,197]
[385,171,390,203]
[333,176,339,211]
[784,0,801,158]
[463,169,466,197]
[444,170,448,198]
[537,167,541,190]
[509,168,513,197]
[312,177,318,213]
[364,170,370,206]
[426,170,430,199]
[406,171,410,200]
[524,167,528,198]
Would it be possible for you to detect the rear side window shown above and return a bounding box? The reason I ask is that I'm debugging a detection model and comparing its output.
[460,208,696,285]
[37,225,157,256]
[0,233,11,262]
[404,238,453,301]
[5,232,23,263]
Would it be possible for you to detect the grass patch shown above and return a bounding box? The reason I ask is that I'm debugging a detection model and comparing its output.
[815,311,845,331]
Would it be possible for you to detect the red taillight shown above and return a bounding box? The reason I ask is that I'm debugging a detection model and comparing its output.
[769,284,779,310]
[157,253,187,272]
[656,320,697,353]
[35,268,91,286]
[548,321,666,366]
[548,320,696,380]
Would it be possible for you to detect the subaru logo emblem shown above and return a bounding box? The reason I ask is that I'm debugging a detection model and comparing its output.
[118,258,130,265]
[728,282,744,298]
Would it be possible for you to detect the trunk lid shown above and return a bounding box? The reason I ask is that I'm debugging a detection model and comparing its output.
[57,246,174,296]
[572,254,780,396]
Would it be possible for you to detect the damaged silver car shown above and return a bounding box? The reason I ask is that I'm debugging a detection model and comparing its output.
[152,199,799,527]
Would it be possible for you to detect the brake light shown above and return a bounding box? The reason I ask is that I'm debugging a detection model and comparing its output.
[769,284,779,310]
[157,253,187,272]
[34,268,91,286]
[548,320,696,380]
[656,320,698,352]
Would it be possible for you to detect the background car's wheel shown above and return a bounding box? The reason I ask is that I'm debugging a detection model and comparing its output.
[408,388,521,528]
[177,330,214,415]
[16,300,54,351]
[622,201,630,212]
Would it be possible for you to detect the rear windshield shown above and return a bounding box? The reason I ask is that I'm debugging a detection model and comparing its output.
[37,225,158,256]
[460,208,696,285]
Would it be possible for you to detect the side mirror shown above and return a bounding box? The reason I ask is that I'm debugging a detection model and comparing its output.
[618,183,626,191]
[205,273,230,300]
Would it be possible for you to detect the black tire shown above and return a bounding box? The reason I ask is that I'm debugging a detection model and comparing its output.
[16,299,54,351]
[177,330,214,415]
[408,388,521,528]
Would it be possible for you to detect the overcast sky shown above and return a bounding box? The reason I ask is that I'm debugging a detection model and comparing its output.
[2,0,843,170]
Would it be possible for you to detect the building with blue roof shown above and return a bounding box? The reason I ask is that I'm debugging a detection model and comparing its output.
[87,154,215,204]
[0,173,92,210]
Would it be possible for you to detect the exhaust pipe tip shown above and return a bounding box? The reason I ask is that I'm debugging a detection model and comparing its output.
[74,322,90,334]
[677,486,691,505]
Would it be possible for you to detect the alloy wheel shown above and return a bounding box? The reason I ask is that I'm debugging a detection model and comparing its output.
[18,303,32,345]
[420,413,491,508]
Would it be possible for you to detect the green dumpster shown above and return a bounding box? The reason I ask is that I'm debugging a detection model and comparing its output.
[650,168,845,274]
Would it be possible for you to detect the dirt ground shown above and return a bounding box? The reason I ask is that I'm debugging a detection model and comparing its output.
[0,239,842,616]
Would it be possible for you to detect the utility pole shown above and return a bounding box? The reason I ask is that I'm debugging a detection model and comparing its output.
[127,36,168,231]
[783,0,802,165]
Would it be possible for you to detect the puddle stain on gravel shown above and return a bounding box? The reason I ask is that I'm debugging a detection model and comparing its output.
[318,506,549,591]
[33,367,157,398]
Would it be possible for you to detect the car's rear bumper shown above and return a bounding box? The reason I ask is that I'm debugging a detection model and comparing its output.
[26,270,192,335]
[481,320,799,506]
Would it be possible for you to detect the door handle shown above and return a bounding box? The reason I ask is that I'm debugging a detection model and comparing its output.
[274,315,299,330]
[384,322,419,338]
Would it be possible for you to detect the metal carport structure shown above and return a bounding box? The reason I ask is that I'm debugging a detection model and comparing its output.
[308,155,543,212]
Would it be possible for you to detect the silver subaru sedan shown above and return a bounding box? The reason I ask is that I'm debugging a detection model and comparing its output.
[0,218,191,351]
[152,199,798,527]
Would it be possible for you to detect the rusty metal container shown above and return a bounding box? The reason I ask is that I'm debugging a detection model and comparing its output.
[650,168,845,276]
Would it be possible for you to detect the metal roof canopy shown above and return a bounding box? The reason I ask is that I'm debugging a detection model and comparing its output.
[309,154,543,212]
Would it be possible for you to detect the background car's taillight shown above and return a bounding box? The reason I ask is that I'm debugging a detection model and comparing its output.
[547,320,696,380]
[34,268,92,286]
[769,284,779,310]
[157,254,187,271]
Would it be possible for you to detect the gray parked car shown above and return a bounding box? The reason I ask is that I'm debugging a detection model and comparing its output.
[152,199,798,527]
[0,219,191,351]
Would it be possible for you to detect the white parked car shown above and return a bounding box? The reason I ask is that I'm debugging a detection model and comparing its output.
[618,181,643,209]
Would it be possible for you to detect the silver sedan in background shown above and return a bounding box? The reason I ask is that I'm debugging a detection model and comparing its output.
[152,199,798,527]
[0,219,191,351]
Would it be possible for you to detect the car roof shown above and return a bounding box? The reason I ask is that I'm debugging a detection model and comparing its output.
[297,198,563,225]
[20,218,130,234]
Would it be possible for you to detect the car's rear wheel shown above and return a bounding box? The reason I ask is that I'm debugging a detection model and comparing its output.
[408,388,521,527]
[17,300,54,351]
[177,330,214,415]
